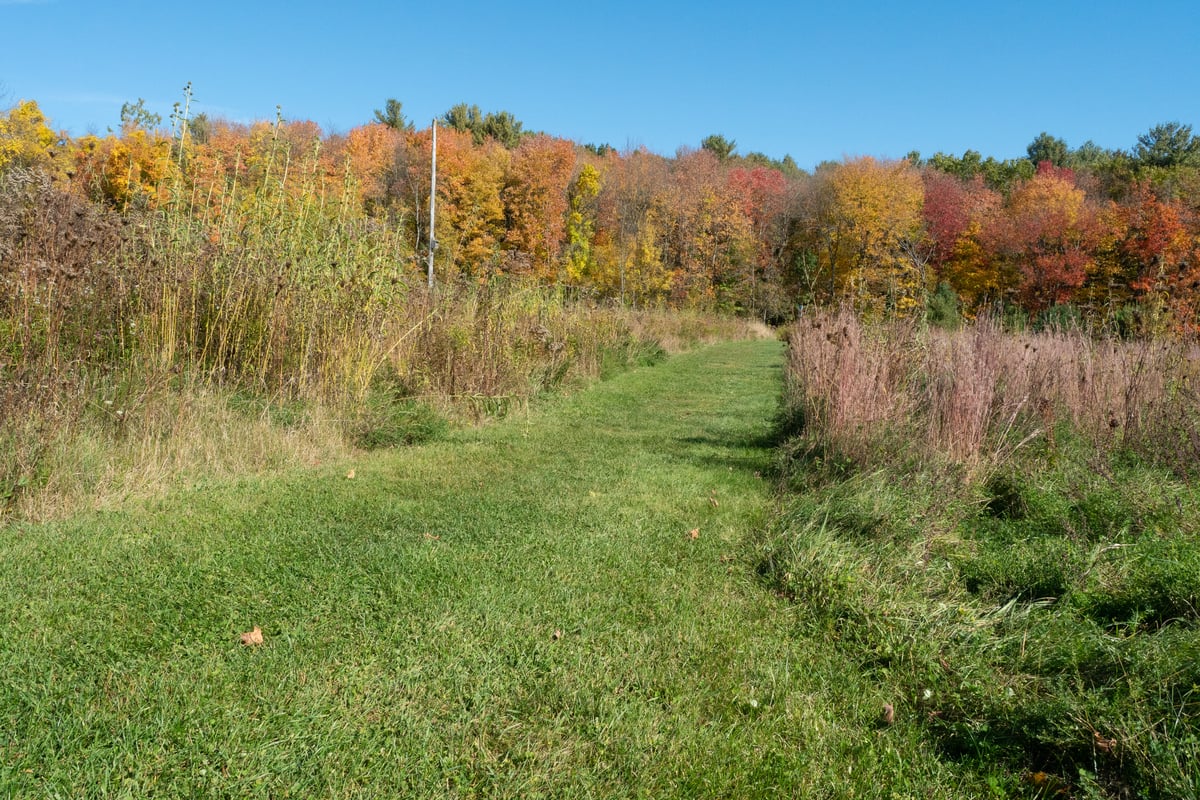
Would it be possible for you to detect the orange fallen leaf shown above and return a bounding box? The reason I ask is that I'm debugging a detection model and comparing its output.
[345,469,356,479]
[688,528,700,539]
[240,626,264,646]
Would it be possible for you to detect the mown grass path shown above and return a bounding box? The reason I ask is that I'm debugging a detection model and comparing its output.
[1,340,946,798]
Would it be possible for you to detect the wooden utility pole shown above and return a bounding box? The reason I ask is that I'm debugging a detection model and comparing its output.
[427,119,437,289]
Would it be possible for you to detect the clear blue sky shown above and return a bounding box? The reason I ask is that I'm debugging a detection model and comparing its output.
[2,0,1197,169]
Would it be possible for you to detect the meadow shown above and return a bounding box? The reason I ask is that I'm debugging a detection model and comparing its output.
[6,96,1200,797]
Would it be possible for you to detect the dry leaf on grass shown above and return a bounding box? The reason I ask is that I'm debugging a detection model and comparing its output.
[240,626,264,646]
[688,528,700,539]
[345,469,356,480]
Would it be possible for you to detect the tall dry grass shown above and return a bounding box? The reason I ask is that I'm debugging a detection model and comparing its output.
[786,308,1200,477]
[1,149,766,522]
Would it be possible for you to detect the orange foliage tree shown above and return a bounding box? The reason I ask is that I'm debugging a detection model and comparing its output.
[344,122,404,214]
[1114,184,1200,327]
[985,163,1117,311]
[433,127,509,276]
[502,135,576,280]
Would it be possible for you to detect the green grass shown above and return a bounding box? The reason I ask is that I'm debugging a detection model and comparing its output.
[2,339,939,798]
[762,429,1200,799]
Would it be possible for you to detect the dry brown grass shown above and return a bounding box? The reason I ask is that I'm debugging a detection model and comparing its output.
[0,155,771,523]
[786,309,1200,477]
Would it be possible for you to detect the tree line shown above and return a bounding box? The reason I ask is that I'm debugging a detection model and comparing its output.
[3,93,1199,331]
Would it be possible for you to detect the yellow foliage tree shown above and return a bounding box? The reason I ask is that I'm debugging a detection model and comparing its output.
[564,163,602,284]
[807,157,926,315]
[623,206,672,304]
[0,100,63,174]
[72,130,175,208]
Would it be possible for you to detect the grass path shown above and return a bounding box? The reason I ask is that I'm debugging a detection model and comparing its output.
[0,340,959,798]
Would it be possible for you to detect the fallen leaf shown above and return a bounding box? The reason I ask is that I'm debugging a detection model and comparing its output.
[708,496,719,508]
[345,469,356,480]
[423,532,440,540]
[552,629,563,641]
[688,528,700,539]
[1093,731,1118,753]
[240,626,264,646]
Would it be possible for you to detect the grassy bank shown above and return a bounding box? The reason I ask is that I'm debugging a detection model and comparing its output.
[762,311,1200,798]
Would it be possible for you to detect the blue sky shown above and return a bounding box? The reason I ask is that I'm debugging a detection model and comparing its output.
[2,0,1197,169]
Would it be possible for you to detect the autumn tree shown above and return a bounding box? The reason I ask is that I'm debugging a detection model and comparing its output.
[1111,184,1200,329]
[432,126,509,275]
[345,122,405,213]
[73,129,175,208]
[921,170,1005,310]
[985,163,1115,311]
[381,126,435,258]
[0,99,62,174]
[564,163,602,285]
[502,135,576,279]
[799,157,926,315]
[594,148,672,303]
[660,148,757,305]
[727,165,792,317]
